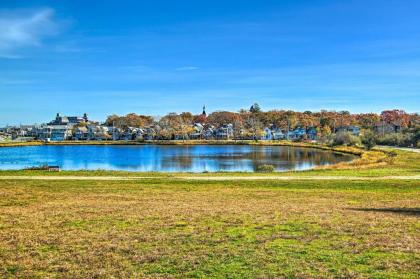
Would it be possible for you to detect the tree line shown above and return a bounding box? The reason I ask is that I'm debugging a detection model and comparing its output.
[103,104,419,147]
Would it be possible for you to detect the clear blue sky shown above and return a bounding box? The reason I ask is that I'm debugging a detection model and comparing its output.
[0,0,419,125]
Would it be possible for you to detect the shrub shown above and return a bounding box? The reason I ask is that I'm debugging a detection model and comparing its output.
[361,130,377,150]
[376,133,413,147]
[256,164,275,173]
[331,132,361,147]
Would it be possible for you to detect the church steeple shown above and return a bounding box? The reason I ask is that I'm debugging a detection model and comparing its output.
[202,105,206,116]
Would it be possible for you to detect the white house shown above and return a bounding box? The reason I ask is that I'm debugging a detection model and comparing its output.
[50,125,72,141]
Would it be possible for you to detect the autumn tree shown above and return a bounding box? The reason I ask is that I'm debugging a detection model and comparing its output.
[105,113,153,128]
[356,113,380,129]
[207,111,241,127]
[245,114,264,140]
[380,110,410,128]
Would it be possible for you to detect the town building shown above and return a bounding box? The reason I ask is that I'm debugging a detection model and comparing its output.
[48,113,89,126]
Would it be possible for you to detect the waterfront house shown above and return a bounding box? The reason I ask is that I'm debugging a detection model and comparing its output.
[215,124,233,139]
[75,126,88,140]
[134,128,145,140]
[272,128,285,140]
[50,125,72,141]
[190,123,204,139]
[87,125,111,140]
[262,127,273,140]
[203,126,215,140]
[287,127,306,140]
[111,127,123,140]
[49,113,89,126]
[97,126,111,140]
[143,127,157,140]
[307,127,318,140]
[122,127,136,141]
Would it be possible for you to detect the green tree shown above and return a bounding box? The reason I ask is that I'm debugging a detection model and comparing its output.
[250,103,261,113]
[361,130,377,150]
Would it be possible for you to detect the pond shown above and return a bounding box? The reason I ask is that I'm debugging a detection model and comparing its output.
[0,145,356,172]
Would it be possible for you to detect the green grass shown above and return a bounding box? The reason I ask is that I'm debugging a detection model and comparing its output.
[0,178,419,278]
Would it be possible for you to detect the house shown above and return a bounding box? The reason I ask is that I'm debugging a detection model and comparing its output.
[50,125,72,141]
[122,127,136,141]
[262,127,273,140]
[336,125,361,136]
[87,125,111,140]
[49,113,89,126]
[287,127,306,140]
[143,127,156,140]
[111,127,123,140]
[35,126,52,140]
[261,126,285,140]
[307,127,318,140]
[74,126,88,140]
[204,126,215,140]
[374,121,401,135]
[134,128,145,140]
[96,126,111,140]
[215,124,233,139]
[190,123,204,139]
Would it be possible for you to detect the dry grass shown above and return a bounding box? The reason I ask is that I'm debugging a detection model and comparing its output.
[0,178,419,278]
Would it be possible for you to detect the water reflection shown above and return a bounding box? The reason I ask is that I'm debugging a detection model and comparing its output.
[0,145,356,172]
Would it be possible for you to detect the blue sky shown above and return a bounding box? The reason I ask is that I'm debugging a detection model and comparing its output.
[0,0,419,125]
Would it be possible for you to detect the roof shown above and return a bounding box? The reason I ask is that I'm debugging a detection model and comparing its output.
[75,126,88,132]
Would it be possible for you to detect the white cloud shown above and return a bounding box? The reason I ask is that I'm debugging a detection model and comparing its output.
[0,8,59,58]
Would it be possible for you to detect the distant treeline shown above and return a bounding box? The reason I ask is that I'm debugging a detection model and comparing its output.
[97,105,419,147]
[104,106,418,131]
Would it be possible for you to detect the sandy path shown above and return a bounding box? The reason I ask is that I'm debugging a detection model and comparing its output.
[0,175,419,181]
[377,145,420,153]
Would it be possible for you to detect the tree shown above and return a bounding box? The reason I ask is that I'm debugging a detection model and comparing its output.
[332,132,361,146]
[380,110,410,128]
[356,113,380,129]
[193,114,207,124]
[105,113,153,128]
[207,111,241,126]
[232,119,245,140]
[245,115,263,140]
[104,114,120,126]
[361,130,377,150]
[250,103,261,113]
[158,113,181,139]
[321,126,332,137]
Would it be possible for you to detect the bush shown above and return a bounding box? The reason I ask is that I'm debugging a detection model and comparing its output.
[256,164,275,173]
[361,130,377,150]
[376,133,413,147]
[331,132,361,147]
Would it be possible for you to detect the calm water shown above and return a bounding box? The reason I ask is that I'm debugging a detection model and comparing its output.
[0,145,356,172]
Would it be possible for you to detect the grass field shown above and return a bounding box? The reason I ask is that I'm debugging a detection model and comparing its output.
[0,146,419,278]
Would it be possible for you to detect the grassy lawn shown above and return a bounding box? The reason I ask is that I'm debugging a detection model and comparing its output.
[0,178,419,278]
[0,146,419,277]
